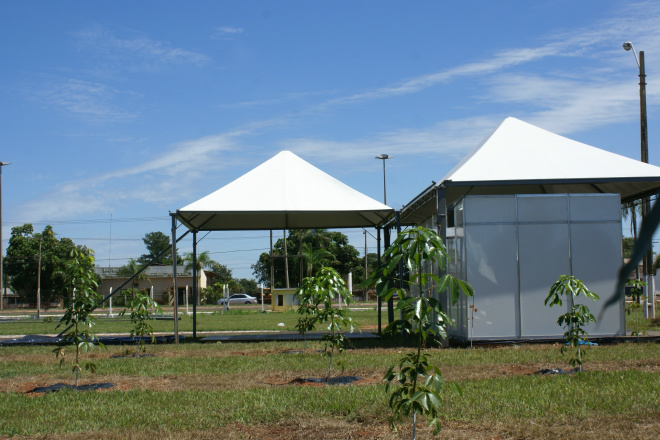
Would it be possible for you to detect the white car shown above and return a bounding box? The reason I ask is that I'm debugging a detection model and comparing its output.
[218,293,258,305]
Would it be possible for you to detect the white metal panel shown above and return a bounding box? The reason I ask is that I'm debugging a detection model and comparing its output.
[570,222,625,336]
[517,195,568,222]
[465,224,518,338]
[569,194,621,222]
[519,223,570,338]
[464,195,516,223]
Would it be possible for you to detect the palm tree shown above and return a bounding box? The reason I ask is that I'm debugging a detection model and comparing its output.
[622,200,642,279]
[184,251,218,300]
[117,258,150,298]
[301,242,333,277]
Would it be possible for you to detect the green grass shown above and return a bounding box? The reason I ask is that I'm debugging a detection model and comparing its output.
[0,341,660,436]
[1,367,659,436]
[0,307,380,336]
[1,329,659,437]
[626,306,660,333]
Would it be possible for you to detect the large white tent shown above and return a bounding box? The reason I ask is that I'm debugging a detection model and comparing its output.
[172,150,393,340]
[401,117,660,224]
[398,117,660,341]
[177,150,393,231]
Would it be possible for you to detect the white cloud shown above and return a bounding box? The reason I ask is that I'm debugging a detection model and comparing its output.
[280,116,499,167]
[213,26,244,38]
[13,131,246,222]
[29,77,138,121]
[74,25,211,70]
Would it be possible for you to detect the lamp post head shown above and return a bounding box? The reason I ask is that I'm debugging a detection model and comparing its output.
[0,162,11,167]
[375,154,393,160]
[622,41,641,69]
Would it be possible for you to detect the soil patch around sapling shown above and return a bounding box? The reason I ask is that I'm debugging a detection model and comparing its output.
[109,352,155,359]
[535,367,581,375]
[27,382,115,394]
[285,375,364,386]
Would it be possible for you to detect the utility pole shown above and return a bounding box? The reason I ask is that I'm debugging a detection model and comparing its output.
[37,238,42,319]
[623,42,654,318]
[0,162,11,310]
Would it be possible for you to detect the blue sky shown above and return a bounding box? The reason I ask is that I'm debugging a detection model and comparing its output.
[1,1,659,281]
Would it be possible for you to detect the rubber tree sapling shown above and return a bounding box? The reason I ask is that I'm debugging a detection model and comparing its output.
[119,291,163,355]
[54,248,105,386]
[362,226,473,438]
[545,275,599,371]
[625,278,647,339]
[295,267,359,381]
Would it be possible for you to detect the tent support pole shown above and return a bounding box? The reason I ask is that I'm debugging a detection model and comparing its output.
[171,214,179,344]
[192,230,197,339]
[436,187,450,346]
[376,227,382,335]
[270,230,274,298]
[385,226,394,325]
[396,211,403,326]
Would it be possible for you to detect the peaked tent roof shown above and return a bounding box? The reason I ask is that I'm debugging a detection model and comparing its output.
[401,117,660,224]
[176,151,394,231]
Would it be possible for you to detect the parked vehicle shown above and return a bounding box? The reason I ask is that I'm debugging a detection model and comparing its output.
[217,293,258,305]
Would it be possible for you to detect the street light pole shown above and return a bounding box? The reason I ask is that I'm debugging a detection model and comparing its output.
[623,41,654,318]
[0,162,10,311]
[375,154,394,325]
[375,154,393,205]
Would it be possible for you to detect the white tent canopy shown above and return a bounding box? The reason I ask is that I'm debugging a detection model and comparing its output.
[177,150,394,231]
[401,117,660,223]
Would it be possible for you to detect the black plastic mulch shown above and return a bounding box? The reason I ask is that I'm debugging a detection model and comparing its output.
[109,353,155,358]
[289,375,362,385]
[0,334,181,346]
[27,382,115,394]
[536,368,581,375]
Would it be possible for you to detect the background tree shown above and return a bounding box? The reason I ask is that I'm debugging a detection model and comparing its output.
[137,231,182,265]
[622,237,635,259]
[237,278,258,295]
[252,229,363,288]
[4,224,84,304]
[211,262,234,284]
[301,242,333,277]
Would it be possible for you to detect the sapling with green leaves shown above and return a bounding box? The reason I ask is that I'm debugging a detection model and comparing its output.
[119,291,163,355]
[545,275,599,371]
[294,303,318,349]
[362,226,473,438]
[295,267,359,381]
[625,278,647,339]
[54,248,105,386]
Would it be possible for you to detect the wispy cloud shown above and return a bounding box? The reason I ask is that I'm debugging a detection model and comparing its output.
[213,26,244,39]
[74,25,211,70]
[28,77,138,121]
[314,2,659,112]
[281,116,499,167]
[14,130,247,221]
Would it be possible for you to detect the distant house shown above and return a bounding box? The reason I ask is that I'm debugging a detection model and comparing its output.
[95,266,217,306]
[1,288,19,309]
